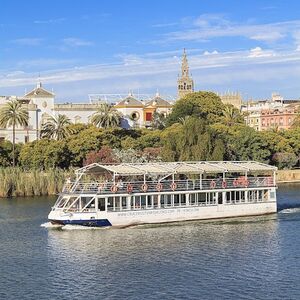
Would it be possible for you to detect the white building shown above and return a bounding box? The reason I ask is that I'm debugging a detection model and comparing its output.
[0,82,173,143]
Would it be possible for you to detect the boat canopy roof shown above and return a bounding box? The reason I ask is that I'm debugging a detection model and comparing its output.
[75,161,277,177]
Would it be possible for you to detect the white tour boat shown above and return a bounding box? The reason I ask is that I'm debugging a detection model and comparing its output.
[48,161,277,227]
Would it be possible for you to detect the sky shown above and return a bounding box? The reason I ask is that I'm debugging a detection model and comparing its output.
[1,0,300,102]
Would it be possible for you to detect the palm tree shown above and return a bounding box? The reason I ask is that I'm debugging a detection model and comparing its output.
[40,114,73,140]
[0,99,29,166]
[91,103,122,128]
[222,105,244,126]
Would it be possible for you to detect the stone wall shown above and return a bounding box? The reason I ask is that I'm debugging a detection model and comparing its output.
[276,169,300,182]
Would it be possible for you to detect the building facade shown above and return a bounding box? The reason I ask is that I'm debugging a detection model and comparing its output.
[242,94,300,131]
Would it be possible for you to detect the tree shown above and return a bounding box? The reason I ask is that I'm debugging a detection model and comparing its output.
[0,99,29,166]
[221,105,244,126]
[166,91,225,126]
[19,139,71,169]
[272,152,298,169]
[91,103,122,128]
[84,146,119,165]
[151,111,166,129]
[40,114,73,140]
[226,126,271,163]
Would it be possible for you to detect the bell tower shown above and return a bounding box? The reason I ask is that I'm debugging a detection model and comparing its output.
[177,49,194,99]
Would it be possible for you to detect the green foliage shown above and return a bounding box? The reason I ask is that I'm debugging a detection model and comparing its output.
[221,104,244,126]
[0,167,68,197]
[40,114,73,140]
[19,139,71,170]
[272,152,298,169]
[226,127,271,163]
[151,111,166,129]
[0,99,29,166]
[90,103,122,128]
[161,117,225,161]
[166,91,225,126]
[0,141,13,167]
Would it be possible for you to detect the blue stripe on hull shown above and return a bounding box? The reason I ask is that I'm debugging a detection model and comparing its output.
[50,219,112,227]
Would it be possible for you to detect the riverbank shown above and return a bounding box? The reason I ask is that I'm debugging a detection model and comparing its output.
[276,169,300,183]
[0,167,298,198]
[0,168,68,197]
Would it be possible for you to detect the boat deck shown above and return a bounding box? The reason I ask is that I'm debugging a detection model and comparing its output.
[62,176,275,195]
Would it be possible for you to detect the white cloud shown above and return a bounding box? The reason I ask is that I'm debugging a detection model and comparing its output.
[163,15,300,45]
[248,47,275,58]
[203,50,219,55]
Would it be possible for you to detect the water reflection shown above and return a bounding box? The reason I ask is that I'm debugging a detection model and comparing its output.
[45,215,284,299]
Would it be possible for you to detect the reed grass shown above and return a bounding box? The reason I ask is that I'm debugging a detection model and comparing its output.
[0,168,70,198]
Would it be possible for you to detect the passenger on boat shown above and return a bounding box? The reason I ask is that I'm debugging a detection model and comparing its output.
[117,178,124,189]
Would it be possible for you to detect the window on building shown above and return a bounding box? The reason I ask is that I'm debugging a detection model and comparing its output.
[25,136,29,143]
[146,112,152,121]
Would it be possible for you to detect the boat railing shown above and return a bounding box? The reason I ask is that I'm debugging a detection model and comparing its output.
[61,176,275,195]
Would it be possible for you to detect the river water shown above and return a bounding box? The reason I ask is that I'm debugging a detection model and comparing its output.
[0,185,300,300]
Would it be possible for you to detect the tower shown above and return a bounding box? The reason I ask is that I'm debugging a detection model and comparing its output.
[177,49,194,99]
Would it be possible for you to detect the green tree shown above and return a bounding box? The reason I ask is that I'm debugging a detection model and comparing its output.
[67,126,104,167]
[272,152,298,169]
[166,91,225,126]
[151,111,166,129]
[0,99,29,166]
[91,103,122,128]
[19,139,71,169]
[40,114,73,140]
[226,127,271,162]
[221,105,244,126]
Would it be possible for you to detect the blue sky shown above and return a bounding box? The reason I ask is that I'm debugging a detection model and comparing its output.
[1,0,300,101]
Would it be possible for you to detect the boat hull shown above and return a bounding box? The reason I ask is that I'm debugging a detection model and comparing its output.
[48,201,277,228]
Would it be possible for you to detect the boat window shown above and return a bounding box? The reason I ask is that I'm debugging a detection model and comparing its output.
[114,197,121,211]
[57,197,69,208]
[263,190,268,201]
[153,195,159,208]
[174,194,180,206]
[240,191,245,203]
[121,197,127,210]
[161,194,172,207]
[190,193,197,205]
[141,195,147,208]
[146,195,153,209]
[98,198,105,211]
[226,192,231,204]
[180,194,187,206]
[134,196,141,209]
[218,192,223,205]
[198,193,206,205]
[107,197,114,211]
[66,197,80,211]
[80,197,95,211]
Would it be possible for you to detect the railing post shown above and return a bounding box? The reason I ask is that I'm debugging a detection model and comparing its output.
[200,173,202,190]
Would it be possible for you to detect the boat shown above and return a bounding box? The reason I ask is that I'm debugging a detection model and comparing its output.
[48,161,277,227]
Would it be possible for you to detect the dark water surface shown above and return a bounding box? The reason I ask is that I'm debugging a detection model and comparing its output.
[0,185,300,300]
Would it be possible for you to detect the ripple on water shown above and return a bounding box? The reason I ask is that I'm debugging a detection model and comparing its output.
[1,189,300,300]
